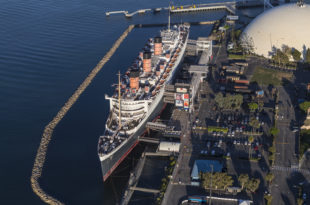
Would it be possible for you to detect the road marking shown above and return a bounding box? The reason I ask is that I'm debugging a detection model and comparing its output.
[271,166,310,175]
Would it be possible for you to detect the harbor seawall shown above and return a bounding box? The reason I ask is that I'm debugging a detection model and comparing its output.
[30,25,134,204]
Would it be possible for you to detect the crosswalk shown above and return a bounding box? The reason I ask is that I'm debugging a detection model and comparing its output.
[272,166,310,175]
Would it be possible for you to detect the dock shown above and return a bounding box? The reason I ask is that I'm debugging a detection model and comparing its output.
[105,1,239,18]
[106,9,152,18]
[105,0,269,18]
[170,2,236,15]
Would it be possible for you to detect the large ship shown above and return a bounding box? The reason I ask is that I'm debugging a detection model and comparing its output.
[97,23,190,181]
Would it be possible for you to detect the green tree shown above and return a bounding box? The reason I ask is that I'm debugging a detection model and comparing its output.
[215,93,224,109]
[248,102,258,111]
[234,30,242,40]
[265,172,274,184]
[273,49,289,66]
[238,174,249,189]
[245,178,260,193]
[215,93,243,110]
[258,101,264,110]
[292,49,301,62]
[201,172,234,191]
[268,146,276,153]
[249,118,260,129]
[264,194,272,205]
[299,101,310,113]
[241,34,254,54]
[282,45,291,57]
[297,198,304,205]
[306,48,310,63]
[270,127,279,136]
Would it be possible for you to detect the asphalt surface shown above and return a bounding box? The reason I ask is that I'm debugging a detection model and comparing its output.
[162,24,310,205]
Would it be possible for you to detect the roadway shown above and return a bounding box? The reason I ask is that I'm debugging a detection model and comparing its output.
[271,83,309,204]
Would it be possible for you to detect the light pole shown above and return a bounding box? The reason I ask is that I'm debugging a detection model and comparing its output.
[209,164,213,205]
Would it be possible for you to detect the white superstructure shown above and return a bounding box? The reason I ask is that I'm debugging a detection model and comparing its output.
[97,24,189,163]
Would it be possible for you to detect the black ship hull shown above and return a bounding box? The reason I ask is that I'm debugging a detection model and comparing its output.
[101,100,165,181]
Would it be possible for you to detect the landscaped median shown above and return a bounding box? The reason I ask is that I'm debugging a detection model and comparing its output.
[193,126,228,133]
[207,126,229,133]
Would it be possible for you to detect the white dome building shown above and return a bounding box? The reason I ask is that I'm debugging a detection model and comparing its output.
[242,3,310,58]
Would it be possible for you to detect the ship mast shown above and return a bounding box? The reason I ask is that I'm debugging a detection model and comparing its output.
[168,3,171,31]
[118,71,121,127]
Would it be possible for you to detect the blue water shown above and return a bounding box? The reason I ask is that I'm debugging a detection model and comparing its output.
[0,0,227,204]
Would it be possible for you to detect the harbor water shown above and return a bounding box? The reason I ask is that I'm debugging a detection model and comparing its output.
[0,0,264,204]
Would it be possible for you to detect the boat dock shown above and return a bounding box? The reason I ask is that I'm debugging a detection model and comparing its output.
[120,150,173,205]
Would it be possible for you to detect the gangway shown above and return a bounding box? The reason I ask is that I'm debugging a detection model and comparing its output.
[145,152,172,157]
[129,187,160,194]
[139,137,160,144]
[146,122,167,131]
[163,130,182,137]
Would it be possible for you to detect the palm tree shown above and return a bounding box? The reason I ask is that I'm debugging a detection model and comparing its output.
[265,172,274,185]
[246,178,260,193]
[238,174,249,190]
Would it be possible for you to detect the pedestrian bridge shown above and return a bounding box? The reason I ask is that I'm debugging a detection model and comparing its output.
[129,186,160,194]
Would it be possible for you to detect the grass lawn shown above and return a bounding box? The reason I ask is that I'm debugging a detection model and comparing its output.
[228,54,246,60]
[300,129,310,158]
[250,66,293,86]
